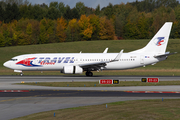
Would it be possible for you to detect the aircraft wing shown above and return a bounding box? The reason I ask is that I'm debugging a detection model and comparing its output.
[154,52,177,58]
[79,50,124,70]
[79,61,108,69]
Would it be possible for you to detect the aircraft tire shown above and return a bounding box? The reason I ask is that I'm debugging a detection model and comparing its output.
[86,72,93,76]
[20,73,23,76]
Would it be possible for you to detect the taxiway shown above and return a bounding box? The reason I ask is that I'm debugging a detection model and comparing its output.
[0,75,180,120]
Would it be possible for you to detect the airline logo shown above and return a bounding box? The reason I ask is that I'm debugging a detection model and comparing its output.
[154,37,165,46]
[16,57,75,67]
[16,57,42,67]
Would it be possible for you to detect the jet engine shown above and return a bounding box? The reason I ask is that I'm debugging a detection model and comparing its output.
[63,66,83,74]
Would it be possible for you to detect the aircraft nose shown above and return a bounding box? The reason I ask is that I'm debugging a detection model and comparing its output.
[3,61,9,68]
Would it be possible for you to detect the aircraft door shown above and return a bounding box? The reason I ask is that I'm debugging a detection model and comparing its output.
[140,55,144,64]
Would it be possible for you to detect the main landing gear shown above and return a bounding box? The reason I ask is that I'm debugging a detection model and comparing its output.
[86,71,93,76]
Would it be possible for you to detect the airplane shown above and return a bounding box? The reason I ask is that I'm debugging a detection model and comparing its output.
[3,22,176,76]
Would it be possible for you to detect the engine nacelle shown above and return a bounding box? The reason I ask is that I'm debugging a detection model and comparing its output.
[63,66,83,74]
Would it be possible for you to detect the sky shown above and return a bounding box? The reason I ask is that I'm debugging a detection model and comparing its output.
[28,0,142,9]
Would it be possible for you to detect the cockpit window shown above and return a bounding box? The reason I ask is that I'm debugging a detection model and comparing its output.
[10,59,18,61]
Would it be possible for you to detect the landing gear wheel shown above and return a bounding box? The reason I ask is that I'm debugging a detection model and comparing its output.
[20,73,23,76]
[86,72,93,76]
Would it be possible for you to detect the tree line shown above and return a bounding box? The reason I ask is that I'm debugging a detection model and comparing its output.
[0,0,180,47]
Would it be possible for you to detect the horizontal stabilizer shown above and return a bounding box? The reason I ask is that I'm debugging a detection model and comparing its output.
[154,52,177,58]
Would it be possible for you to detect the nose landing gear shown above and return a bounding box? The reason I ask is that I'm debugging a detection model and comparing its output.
[20,73,23,76]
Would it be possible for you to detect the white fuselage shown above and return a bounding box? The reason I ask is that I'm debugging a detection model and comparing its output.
[3,53,166,71]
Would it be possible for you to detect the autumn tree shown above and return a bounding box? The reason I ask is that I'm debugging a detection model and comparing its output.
[152,6,176,34]
[56,17,67,42]
[89,14,100,40]
[78,15,93,40]
[66,18,79,42]
[99,17,115,40]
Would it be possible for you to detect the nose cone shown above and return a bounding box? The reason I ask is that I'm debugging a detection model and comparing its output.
[3,61,9,68]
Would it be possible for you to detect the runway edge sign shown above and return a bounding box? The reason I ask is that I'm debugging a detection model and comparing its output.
[99,79,119,84]
[141,78,159,83]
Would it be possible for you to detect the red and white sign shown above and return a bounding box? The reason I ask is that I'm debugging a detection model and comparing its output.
[147,78,159,83]
[99,79,113,84]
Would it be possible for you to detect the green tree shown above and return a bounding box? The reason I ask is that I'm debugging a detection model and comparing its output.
[95,4,100,15]
[63,5,73,20]
[2,24,12,46]
[26,23,32,44]
[47,19,56,43]
[103,3,114,19]
[46,7,60,20]
[49,2,58,9]
[123,20,139,39]
[175,5,180,21]
[31,5,47,21]
[19,5,29,19]
[0,5,4,21]
[58,2,66,17]
[39,18,48,44]
[75,2,85,15]
[67,18,79,42]
[71,8,80,19]
[4,3,20,23]
[136,13,150,39]
[0,32,5,47]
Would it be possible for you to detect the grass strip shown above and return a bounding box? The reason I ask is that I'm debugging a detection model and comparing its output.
[12,99,180,120]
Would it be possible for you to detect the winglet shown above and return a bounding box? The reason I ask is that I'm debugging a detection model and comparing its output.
[103,48,108,53]
[111,49,124,62]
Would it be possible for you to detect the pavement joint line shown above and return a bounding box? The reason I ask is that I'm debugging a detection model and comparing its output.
[125,91,180,93]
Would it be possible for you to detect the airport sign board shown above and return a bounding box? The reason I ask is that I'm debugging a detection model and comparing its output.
[99,79,119,84]
[99,79,113,84]
[141,78,159,83]
[147,78,159,83]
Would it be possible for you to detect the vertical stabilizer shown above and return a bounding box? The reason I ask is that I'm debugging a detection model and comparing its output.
[130,22,173,54]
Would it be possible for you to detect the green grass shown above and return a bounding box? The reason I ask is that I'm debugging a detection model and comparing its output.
[12,99,180,120]
[18,81,180,87]
[1,39,180,75]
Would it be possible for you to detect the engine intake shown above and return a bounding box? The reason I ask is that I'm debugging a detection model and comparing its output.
[63,66,83,74]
